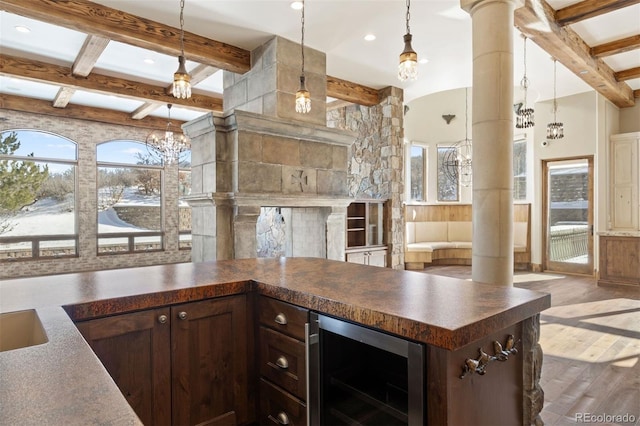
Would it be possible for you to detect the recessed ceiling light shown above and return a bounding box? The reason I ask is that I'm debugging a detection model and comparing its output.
[419,58,429,64]
[364,34,376,41]
[15,25,31,33]
[144,58,155,64]
[579,70,588,75]
[290,1,303,10]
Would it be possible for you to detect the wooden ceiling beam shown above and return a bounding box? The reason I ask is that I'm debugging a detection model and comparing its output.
[0,0,251,74]
[591,34,640,58]
[0,54,223,112]
[52,87,76,108]
[0,93,186,130]
[615,66,640,81]
[555,0,640,26]
[634,89,640,98]
[515,0,635,108]
[73,35,110,77]
[326,76,380,107]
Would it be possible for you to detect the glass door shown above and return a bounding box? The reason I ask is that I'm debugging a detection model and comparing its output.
[542,157,594,275]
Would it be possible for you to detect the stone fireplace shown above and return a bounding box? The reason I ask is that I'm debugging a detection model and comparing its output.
[183,36,356,262]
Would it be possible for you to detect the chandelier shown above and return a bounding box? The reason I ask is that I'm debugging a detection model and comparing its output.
[546,58,564,140]
[443,88,473,187]
[516,35,534,129]
[146,104,190,165]
[398,0,418,82]
[172,0,191,99]
[295,0,311,114]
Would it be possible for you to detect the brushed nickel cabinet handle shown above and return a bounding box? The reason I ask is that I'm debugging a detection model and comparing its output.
[275,355,289,369]
[178,311,187,320]
[274,313,287,325]
[158,314,168,324]
[276,411,290,425]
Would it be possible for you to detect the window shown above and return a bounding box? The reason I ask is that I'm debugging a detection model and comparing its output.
[96,140,163,254]
[409,144,426,201]
[514,138,527,200]
[0,130,78,261]
[178,152,192,250]
[437,146,459,201]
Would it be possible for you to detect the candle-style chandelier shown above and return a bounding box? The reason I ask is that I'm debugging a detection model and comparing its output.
[146,104,190,165]
[443,88,473,187]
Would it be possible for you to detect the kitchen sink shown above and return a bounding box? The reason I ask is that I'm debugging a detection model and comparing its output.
[0,309,49,352]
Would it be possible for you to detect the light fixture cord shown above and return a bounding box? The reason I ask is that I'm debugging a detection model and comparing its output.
[166,104,173,131]
[552,58,557,119]
[522,35,528,107]
[300,0,305,76]
[405,0,411,34]
[179,0,185,56]
[465,87,469,140]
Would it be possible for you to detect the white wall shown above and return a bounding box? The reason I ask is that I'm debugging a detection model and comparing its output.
[405,87,629,273]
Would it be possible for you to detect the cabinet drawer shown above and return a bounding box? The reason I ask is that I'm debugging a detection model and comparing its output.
[259,378,307,426]
[260,326,306,399]
[258,297,308,340]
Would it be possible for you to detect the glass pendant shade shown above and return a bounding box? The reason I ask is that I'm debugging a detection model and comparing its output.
[172,55,191,99]
[295,75,311,114]
[398,33,418,82]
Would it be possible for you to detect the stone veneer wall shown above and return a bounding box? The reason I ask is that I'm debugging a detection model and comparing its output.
[327,87,406,269]
[0,109,190,279]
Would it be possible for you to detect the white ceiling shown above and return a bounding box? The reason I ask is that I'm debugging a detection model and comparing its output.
[1,0,638,122]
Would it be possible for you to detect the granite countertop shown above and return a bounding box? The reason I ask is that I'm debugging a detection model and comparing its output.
[0,257,551,424]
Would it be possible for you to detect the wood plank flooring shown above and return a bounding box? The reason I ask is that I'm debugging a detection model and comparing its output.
[420,266,640,426]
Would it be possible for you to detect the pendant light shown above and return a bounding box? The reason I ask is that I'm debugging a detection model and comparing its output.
[172,0,191,99]
[516,35,534,129]
[443,88,473,187]
[295,0,311,114]
[398,0,418,82]
[146,104,190,165]
[546,58,564,140]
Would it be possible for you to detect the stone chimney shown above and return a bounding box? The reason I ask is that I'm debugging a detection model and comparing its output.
[184,36,355,263]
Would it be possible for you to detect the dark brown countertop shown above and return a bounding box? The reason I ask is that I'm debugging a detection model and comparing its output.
[0,257,550,424]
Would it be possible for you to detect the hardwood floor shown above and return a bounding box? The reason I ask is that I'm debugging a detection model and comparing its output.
[420,266,640,426]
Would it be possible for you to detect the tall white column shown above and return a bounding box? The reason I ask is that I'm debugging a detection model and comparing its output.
[461,0,516,285]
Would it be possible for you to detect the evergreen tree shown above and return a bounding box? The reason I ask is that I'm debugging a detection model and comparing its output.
[0,132,49,233]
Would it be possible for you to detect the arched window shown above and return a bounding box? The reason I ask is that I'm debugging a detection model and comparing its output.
[96,140,163,254]
[0,130,78,261]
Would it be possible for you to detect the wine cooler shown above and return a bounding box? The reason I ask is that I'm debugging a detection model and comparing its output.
[307,312,425,425]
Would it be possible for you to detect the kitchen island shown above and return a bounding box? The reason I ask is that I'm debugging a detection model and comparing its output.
[0,258,550,425]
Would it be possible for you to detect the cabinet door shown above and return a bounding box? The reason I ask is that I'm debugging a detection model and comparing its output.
[171,295,249,426]
[611,137,639,229]
[346,251,367,265]
[368,248,388,267]
[76,308,171,426]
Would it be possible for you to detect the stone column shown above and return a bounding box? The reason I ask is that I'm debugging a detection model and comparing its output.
[461,0,516,285]
[234,205,260,259]
[326,207,347,261]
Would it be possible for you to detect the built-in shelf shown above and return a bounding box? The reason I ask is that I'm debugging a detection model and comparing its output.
[346,200,387,267]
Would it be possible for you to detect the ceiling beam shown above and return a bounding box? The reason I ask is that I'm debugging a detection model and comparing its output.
[0,0,251,74]
[615,66,640,81]
[73,35,110,77]
[0,93,186,130]
[52,87,76,108]
[515,0,635,108]
[0,54,223,112]
[591,34,640,58]
[555,0,640,26]
[634,89,640,98]
[326,76,380,107]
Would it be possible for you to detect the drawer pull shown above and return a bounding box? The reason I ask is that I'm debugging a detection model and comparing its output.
[276,411,290,425]
[158,314,168,324]
[178,311,187,320]
[275,355,289,369]
[274,313,288,325]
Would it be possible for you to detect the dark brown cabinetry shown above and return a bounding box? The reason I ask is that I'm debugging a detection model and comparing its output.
[77,295,250,426]
[346,200,387,267]
[257,296,309,425]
